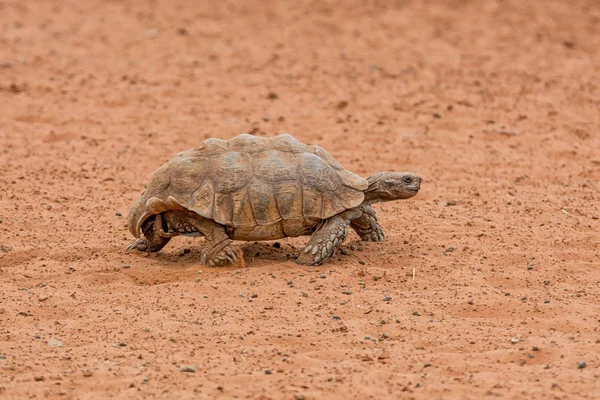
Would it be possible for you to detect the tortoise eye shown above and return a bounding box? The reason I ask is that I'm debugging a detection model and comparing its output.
[402,176,412,184]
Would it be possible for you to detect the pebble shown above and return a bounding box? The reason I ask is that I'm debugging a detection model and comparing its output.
[544,299,550,303]
[319,274,326,279]
[264,369,272,375]
[364,335,372,340]
[383,296,392,302]
[295,395,306,400]
[532,346,540,351]
[358,260,366,265]
[34,335,41,339]
[527,264,533,270]
[179,365,196,373]
[251,294,258,298]
[122,265,131,269]
[332,315,341,320]
[0,355,5,359]
[119,342,127,347]
[115,211,122,216]
[578,361,586,369]
[273,242,281,249]
[48,339,64,348]
[343,291,352,295]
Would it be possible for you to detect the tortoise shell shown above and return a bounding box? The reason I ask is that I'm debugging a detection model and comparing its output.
[128,134,368,240]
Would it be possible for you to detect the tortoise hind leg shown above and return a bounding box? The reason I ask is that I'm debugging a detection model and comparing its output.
[296,215,350,266]
[126,213,172,252]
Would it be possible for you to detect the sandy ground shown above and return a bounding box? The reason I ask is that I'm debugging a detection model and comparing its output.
[1,0,599,398]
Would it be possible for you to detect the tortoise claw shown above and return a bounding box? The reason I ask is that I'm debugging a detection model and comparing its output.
[126,238,148,252]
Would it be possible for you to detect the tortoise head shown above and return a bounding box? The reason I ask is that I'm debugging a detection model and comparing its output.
[362,172,421,204]
[127,195,148,238]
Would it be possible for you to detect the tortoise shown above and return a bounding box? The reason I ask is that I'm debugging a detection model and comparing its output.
[126,133,421,266]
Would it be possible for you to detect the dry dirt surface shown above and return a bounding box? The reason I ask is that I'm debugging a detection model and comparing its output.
[1,0,599,399]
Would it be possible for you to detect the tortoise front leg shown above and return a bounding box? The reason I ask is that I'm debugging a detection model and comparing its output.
[296,215,350,266]
[167,211,244,267]
[350,205,384,242]
[126,213,172,252]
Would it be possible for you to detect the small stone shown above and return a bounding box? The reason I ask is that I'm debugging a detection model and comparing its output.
[383,296,392,302]
[122,265,131,269]
[511,335,521,344]
[527,265,533,270]
[267,92,278,100]
[358,260,366,265]
[544,299,550,303]
[34,376,45,381]
[38,296,49,302]
[34,335,41,339]
[251,294,258,298]
[319,274,326,279]
[0,355,6,359]
[273,242,281,249]
[0,244,12,252]
[447,200,457,206]
[48,339,64,348]
[119,342,127,347]
[115,211,122,216]
[264,368,272,375]
[179,365,196,373]
[295,395,306,400]
[577,361,586,369]
[412,310,420,316]
[364,335,372,340]
[332,315,341,321]
[343,291,352,295]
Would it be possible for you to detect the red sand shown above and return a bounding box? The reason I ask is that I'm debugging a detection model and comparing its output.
[1,0,599,398]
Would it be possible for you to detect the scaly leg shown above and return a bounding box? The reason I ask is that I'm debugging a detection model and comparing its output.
[350,205,384,242]
[296,215,350,265]
[164,211,244,267]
